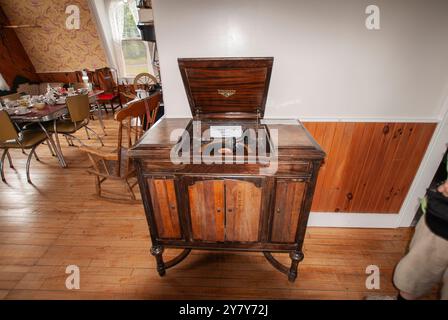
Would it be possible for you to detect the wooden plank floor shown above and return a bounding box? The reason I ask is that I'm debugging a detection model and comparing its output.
[0,115,418,299]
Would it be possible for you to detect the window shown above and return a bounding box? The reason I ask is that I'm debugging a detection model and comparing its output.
[121,2,151,76]
[108,0,153,78]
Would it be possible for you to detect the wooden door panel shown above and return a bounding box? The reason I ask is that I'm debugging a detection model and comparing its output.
[225,180,262,242]
[271,180,306,243]
[148,179,182,239]
[188,180,225,241]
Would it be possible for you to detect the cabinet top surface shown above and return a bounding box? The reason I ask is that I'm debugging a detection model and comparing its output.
[130,118,325,158]
[178,57,273,119]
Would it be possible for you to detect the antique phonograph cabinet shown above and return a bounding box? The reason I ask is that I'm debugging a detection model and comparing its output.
[129,57,325,281]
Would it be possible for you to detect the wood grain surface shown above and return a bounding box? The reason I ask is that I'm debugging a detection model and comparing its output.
[303,122,436,213]
[148,179,181,239]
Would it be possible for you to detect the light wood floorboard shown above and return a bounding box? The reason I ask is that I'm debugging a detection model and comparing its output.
[0,115,433,299]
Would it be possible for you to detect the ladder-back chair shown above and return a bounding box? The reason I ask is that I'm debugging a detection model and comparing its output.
[94,67,123,113]
[79,92,161,200]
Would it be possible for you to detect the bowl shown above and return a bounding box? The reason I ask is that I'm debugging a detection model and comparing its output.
[34,102,46,110]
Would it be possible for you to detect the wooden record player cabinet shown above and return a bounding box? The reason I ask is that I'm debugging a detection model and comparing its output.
[129,58,325,282]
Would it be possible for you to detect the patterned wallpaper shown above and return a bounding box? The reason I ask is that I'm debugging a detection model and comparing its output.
[0,0,108,73]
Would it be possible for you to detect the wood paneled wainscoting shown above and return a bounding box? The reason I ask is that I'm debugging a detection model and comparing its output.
[303,122,436,214]
[37,72,79,84]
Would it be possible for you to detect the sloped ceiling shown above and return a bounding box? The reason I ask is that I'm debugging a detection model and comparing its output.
[0,5,39,86]
[0,0,107,73]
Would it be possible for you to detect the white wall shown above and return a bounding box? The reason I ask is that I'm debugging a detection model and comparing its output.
[152,0,448,121]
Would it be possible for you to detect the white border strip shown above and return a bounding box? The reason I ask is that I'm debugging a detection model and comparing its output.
[308,212,400,228]
[397,95,448,227]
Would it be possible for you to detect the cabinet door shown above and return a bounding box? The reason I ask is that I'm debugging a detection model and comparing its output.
[271,180,306,243]
[225,180,262,242]
[188,180,225,241]
[148,179,182,239]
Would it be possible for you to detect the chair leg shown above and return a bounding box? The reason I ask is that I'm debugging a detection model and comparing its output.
[95,176,101,197]
[110,101,116,113]
[26,145,39,184]
[6,150,14,169]
[54,133,64,158]
[64,135,74,147]
[46,141,56,157]
[84,126,91,140]
[95,104,107,136]
[85,126,104,146]
[1,149,7,183]
[34,151,40,162]
[125,179,136,200]
[64,134,84,146]
[102,103,108,114]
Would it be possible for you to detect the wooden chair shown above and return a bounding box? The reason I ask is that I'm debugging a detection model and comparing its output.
[94,67,123,114]
[120,84,138,102]
[79,92,161,200]
[0,110,48,183]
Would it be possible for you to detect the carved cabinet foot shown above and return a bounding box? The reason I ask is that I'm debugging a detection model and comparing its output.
[288,251,304,282]
[150,246,192,277]
[150,245,166,277]
[263,250,304,282]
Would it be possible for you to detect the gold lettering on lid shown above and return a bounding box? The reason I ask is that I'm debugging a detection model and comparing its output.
[217,89,236,98]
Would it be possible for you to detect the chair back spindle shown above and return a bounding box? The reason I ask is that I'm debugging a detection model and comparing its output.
[113,92,161,176]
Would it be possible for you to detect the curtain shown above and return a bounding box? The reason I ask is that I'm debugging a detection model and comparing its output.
[108,0,126,78]
[0,73,10,91]
[128,0,139,29]
[90,0,154,80]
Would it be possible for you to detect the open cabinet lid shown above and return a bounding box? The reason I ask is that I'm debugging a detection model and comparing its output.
[178,57,273,119]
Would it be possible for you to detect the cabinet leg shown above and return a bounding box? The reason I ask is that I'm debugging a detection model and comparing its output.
[150,245,166,276]
[288,250,304,282]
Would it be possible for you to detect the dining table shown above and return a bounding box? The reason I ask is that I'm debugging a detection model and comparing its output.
[7,90,105,168]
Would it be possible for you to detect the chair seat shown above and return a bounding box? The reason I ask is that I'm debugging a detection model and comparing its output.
[102,155,135,178]
[0,129,47,149]
[97,93,119,101]
[79,145,118,161]
[46,120,87,134]
[82,147,134,178]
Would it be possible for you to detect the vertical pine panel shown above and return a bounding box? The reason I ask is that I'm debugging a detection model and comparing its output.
[303,122,436,213]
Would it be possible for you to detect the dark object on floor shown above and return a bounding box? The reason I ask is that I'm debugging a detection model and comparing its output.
[425,189,448,240]
[412,148,448,225]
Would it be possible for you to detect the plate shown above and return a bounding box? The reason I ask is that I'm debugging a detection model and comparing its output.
[14,109,31,115]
